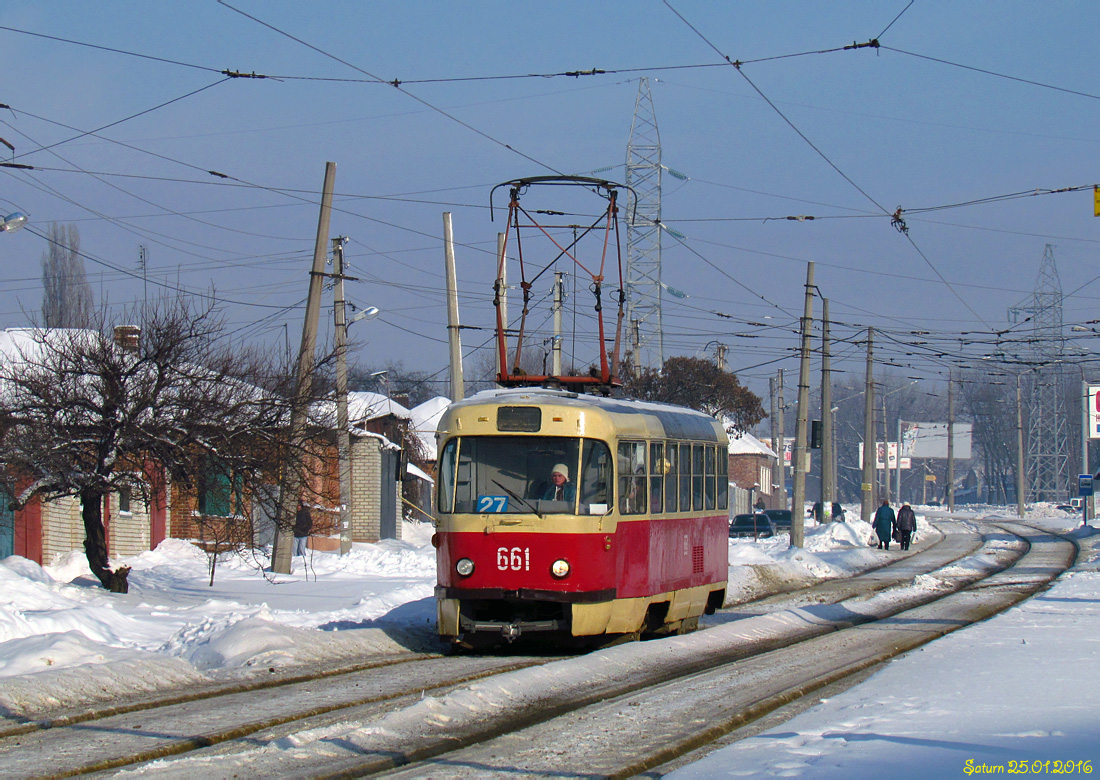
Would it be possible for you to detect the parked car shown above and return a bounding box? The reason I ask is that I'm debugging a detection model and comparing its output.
[729,513,776,539]
[763,509,792,532]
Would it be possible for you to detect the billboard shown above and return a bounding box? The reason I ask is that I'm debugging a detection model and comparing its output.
[899,421,972,459]
[858,442,912,470]
[1089,386,1100,439]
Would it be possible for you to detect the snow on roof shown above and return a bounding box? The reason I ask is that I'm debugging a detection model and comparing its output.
[406,461,434,483]
[728,430,778,458]
[408,396,451,461]
[347,391,412,423]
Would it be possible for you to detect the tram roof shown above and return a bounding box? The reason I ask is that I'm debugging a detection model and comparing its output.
[448,387,725,442]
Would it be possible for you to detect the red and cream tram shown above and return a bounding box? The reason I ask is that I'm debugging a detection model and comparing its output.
[434,387,729,647]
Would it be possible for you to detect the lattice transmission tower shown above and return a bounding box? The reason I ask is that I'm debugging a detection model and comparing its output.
[625,77,664,369]
[1009,244,1070,501]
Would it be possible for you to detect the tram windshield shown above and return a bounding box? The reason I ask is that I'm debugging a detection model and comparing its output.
[438,436,613,515]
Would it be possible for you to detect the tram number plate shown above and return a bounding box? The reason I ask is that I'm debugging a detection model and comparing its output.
[497,546,530,571]
[477,495,509,513]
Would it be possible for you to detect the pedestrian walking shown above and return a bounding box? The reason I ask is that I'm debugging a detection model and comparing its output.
[895,503,917,550]
[873,499,896,550]
[294,500,312,557]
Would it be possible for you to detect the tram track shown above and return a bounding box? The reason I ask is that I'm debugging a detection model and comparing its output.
[0,519,1074,778]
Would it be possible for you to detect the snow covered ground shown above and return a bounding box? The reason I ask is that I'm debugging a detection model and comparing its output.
[1,505,1096,777]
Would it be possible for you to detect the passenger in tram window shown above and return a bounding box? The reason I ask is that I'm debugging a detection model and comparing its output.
[540,463,576,502]
[664,444,679,512]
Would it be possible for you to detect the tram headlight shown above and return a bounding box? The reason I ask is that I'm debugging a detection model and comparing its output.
[550,558,570,579]
[455,558,475,577]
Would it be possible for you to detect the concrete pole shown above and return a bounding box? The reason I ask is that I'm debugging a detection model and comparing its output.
[631,319,641,377]
[496,232,508,380]
[1082,379,1090,524]
[443,213,465,401]
[776,368,787,511]
[947,370,955,511]
[273,161,336,574]
[552,271,564,376]
[769,376,779,508]
[1017,373,1026,518]
[882,396,890,504]
[791,262,814,548]
[332,237,353,556]
[896,417,903,503]
[861,328,876,524]
[820,298,832,520]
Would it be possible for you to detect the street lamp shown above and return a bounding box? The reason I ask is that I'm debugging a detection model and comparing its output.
[1,212,27,233]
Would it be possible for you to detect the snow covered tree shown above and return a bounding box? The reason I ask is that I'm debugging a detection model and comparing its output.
[0,298,328,592]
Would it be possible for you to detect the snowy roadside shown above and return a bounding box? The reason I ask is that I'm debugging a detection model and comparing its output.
[0,504,1087,729]
[671,512,1100,779]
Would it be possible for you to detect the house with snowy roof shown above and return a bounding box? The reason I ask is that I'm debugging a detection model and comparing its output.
[727,430,780,512]
[0,327,404,566]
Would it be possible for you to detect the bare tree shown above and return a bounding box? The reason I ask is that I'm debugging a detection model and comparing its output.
[41,223,94,328]
[620,356,766,434]
[0,297,330,592]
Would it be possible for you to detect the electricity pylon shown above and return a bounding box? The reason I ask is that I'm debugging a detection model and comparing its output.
[1009,244,1070,501]
[625,78,664,369]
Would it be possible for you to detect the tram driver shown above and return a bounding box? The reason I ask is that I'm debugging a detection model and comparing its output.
[540,463,577,502]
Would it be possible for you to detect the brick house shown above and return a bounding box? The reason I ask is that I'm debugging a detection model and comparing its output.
[727,431,780,511]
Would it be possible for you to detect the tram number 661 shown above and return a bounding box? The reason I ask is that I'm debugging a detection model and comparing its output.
[497,546,530,571]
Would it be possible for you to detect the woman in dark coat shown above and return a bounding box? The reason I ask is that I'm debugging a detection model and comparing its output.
[873,500,896,550]
[895,504,917,550]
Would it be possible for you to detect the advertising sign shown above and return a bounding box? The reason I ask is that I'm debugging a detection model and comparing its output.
[1089,386,1100,439]
[899,421,973,459]
[858,442,912,470]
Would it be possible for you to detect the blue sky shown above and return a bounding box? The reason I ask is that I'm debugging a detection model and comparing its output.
[2,1,1098,397]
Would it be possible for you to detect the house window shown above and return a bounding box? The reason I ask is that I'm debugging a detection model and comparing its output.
[759,465,772,495]
[118,487,132,514]
[199,461,242,517]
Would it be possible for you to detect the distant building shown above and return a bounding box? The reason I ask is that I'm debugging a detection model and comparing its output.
[727,431,779,512]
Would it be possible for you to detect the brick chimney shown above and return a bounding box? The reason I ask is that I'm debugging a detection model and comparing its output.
[113,325,141,353]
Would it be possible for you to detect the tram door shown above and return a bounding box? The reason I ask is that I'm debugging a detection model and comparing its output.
[0,490,13,559]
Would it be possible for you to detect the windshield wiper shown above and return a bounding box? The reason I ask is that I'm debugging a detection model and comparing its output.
[492,479,544,519]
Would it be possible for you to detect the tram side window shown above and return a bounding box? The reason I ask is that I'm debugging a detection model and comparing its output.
[664,442,678,513]
[692,444,704,511]
[717,446,729,510]
[438,439,458,513]
[579,439,613,514]
[704,445,717,510]
[649,442,664,514]
[679,442,692,511]
[618,441,647,515]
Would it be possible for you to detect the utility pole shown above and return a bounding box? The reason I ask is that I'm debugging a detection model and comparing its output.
[776,368,787,510]
[896,417,903,503]
[552,271,564,376]
[947,370,955,511]
[138,245,148,307]
[496,232,508,379]
[1082,379,1090,525]
[861,328,876,524]
[332,236,353,555]
[820,298,832,520]
[630,320,641,377]
[1017,373,1026,518]
[791,262,814,548]
[770,376,779,508]
[273,161,336,574]
[443,213,465,401]
[882,396,890,504]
